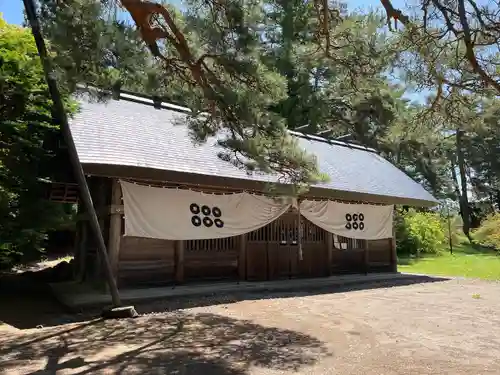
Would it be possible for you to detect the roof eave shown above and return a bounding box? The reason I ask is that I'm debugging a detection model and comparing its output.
[81,163,438,207]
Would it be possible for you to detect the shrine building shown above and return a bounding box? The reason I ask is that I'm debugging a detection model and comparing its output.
[66,89,437,287]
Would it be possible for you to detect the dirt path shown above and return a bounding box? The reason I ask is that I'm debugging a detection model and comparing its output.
[1,278,499,375]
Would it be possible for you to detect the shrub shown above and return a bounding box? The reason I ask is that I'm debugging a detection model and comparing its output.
[396,209,446,256]
[473,214,500,250]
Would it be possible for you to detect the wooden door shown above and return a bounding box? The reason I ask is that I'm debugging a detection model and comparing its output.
[246,210,329,280]
[299,218,329,278]
[331,235,367,274]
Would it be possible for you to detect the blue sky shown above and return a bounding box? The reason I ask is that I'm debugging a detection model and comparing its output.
[1,0,405,25]
[1,0,25,25]
[1,0,422,101]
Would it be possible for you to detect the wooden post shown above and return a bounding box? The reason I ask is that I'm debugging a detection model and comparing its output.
[390,220,397,272]
[266,242,270,281]
[238,234,247,281]
[175,240,185,283]
[78,220,88,281]
[73,203,83,280]
[326,233,333,276]
[23,0,121,306]
[364,240,370,275]
[74,206,88,283]
[108,179,122,281]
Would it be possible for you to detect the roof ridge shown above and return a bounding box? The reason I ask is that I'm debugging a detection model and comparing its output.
[288,130,378,154]
[75,85,378,154]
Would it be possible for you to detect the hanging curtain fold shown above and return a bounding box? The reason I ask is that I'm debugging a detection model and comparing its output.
[299,200,393,240]
[120,181,291,240]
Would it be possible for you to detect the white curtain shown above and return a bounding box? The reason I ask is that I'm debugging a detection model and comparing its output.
[120,181,291,240]
[300,200,393,240]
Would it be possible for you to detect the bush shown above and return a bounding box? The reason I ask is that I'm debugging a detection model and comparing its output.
[396,209,446,256]
[473,214,500,250]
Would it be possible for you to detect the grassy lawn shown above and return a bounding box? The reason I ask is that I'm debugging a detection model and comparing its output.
[398,242,500,281]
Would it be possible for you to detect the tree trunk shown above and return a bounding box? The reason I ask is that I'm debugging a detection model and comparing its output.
[495,189,500,212]
[456,129,472,242]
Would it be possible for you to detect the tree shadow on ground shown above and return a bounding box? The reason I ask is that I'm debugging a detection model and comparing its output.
[453,242,498,255]
[398,241,499,266]
[0,273,448,329]
[0,311,331,375]
[0,272,81,329]
[131,275,449,316]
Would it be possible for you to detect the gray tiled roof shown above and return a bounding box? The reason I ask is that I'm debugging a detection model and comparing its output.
[69,94,437,206]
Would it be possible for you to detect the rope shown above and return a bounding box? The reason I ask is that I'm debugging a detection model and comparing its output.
[119,178,390,206]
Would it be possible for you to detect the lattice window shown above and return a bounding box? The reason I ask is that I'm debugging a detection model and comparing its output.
[334,235,366,250]
[48,183,79,203]
[185,237,237,252]
[303,218,326,242]
[247,218,286,242]
[247,213,326,244]
[120,215,238,251]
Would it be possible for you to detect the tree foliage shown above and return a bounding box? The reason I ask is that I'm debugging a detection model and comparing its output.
[381,0,500,99]
[396,209,446,255]
[10,0,500,252]
[474,213,500,250]
[0,16,75,268]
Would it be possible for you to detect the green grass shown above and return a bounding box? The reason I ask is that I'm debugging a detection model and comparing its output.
[398,241,500,281]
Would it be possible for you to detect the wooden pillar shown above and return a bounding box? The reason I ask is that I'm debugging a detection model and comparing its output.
[175,240,185,283]
[78,220,88,281]
[266,242,270,281]
[74,203,88,282]
[326,233,333,276]
[91,177,108,281]
[73,203,83,280]
[107,179,122,281]
[238,234,247,281]
[390,219,397,272]
[364,240,370,275]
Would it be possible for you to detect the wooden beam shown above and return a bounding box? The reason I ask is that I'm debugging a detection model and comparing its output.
[83,163,437,207]
[238,234,247,281]
[175,240,185,283]
[107,179,122,280]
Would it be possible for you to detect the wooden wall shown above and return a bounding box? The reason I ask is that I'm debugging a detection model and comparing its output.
[111,218,394,287]
[184,237,239,281]
[88,177,395,286]
[117,236,176,286]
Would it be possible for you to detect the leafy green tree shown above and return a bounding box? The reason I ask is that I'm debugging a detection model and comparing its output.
[40,0,498,210]
[0,16,74,268]
[380,0,500,98]
[36,0,326,188]
[396,209,446,256]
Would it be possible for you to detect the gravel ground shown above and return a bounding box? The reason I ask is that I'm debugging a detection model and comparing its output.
[1,278,500,375]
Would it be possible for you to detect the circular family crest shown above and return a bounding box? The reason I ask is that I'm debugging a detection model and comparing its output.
[345,212,365,231]
[190,203,224,228]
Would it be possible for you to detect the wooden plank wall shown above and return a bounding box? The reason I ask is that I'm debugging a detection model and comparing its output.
[107,178,394,285]
[114,235,393,286]
[184,237,239,281]
[117,237,176,286]
[330,238,392,274]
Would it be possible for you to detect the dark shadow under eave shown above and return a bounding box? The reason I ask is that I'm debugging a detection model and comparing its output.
[81,163,438,207]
